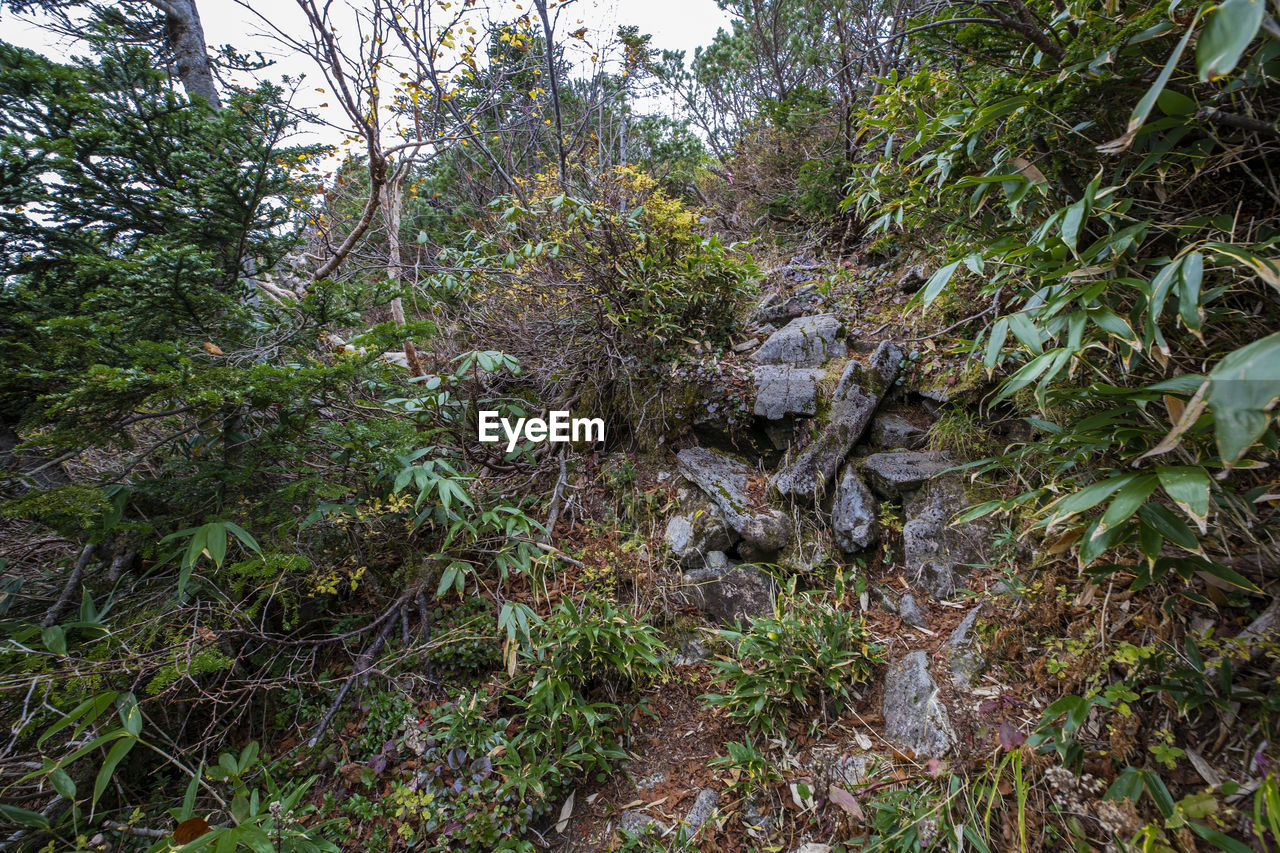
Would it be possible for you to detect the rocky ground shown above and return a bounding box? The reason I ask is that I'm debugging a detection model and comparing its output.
[549,258,1030,851]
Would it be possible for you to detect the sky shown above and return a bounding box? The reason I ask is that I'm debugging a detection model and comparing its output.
[0,0,734,139]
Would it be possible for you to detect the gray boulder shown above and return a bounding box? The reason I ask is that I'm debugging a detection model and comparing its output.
[778,527,837,575]
[868,340,905,386]
[771,350,900,502]
[663,485,737,566]
[677,447,793,552]
[902,474,989,598]
[831,465,878,553]
[870,414,925,450]
[682,553,777,624]
[898,593,927,628]
[948,604,985,689]
[753,315,846,367]
[882,651,955,757]
[618,810,671,837]
[752,365,825,420]
[861,450,954,497]
[684,788,720,829]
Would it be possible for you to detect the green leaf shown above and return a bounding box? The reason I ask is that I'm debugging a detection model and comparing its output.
[0,804,50,828]
[1197,0,1265,81]
[1179,252,1204,332]
[1099,8,1204,154]
[1061,197,1088,253]
[205,523,227,568]
[1097,475,1158,534]
[41,625,67,656]
[919,260,960,306]
[1205,332,1280,465]
[1156,466,1211,534]
[93,736,136,805]
[49,767,76,800]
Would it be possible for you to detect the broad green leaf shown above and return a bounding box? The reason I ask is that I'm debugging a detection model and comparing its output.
[919,260,961,305]
[205,523,227,568]
[1197,0,1265,81]
[1156,466,1211,533]
[1041,474,1137,525]
[1096,475,1159,535]
[1205,332,1280,465]
[93,736,136,805]
[1179,251,1204,331]
[41,625,66,655]
[49,767,76,800]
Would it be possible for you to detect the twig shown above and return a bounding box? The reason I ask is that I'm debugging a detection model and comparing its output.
[305,592,412,747]
[42,545,95,627]
[902,286,1003,342]
[542,451,568,544]
[102,821,171,839]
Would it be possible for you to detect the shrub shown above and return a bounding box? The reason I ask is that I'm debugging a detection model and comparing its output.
[703,594,884,735]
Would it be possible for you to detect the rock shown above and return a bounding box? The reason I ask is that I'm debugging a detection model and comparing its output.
[753,315,846,367]
[948,604,985,688]
[756,293,823,325]
[732,338,761,354]
[898,593,927,628]
[618,810,671,837]
[861,450,954,497]
[635,769,667,791]
[902,474,989,599]
[752,365,825,420]
[897,264,927,293]
[677,447,793,552]
[811,745,871,788]
[831,465,878,553]
[683,554,777,624]
[778,527,836,574]
[791,845,832,853]
[684,788,720,829]
[771,358,896,502]
[664,485,737,566]
[868,340,904,386]
[870,414,925,450]
[882,651,955,757]
[742,792,776,836]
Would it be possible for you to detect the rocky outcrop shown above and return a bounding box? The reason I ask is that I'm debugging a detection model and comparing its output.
[663,484,737,566]
[882,651,954,757]
[770,345,901,503]
[869,413,925,450]
[948,604,985,688]
[752,365,825,420]
[753,315,846,367]
[830,464,878,554]
[861,450,953,497]
[682,551,777,624]
[676,447,793,552]
[897,593,927,628]
[902,474,988,598]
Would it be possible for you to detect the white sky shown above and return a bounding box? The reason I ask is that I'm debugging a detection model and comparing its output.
[0,0,732,145]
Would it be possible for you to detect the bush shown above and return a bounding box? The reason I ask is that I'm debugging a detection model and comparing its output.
[703,594,883,736]
[434,166,758,440]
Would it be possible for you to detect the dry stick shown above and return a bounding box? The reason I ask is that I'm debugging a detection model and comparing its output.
[41,544,95,627]
[542,451,569,544]
[306,593,411,747]
[901,287,1004,342]
[101,821,170,840]
[416,588,436,687]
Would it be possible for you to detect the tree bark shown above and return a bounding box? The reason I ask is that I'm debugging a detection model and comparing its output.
[382,162,425,377]
[148,0,221,109]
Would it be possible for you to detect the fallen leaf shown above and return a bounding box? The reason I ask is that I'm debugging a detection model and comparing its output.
[827,785,865,820]
[555,790,574,834]
[202,342,224,355]
[173,817,212,843]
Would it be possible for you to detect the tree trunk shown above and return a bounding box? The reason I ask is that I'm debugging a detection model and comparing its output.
[150,0,221,109]
[382,162,425,377]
